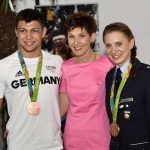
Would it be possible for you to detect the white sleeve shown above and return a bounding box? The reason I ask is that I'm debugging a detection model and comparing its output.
[0,62,6,98]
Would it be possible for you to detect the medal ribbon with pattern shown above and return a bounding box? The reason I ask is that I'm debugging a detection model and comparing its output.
[110,63,132,123]
[17,50,43,102]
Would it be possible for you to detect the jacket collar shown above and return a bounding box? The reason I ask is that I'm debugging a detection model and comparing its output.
[107,58,141,97]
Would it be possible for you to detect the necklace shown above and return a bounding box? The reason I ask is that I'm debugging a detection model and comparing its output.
[76,52,96,63]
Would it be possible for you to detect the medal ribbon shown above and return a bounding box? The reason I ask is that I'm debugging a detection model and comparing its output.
[110,64,132,123]
[17,50,43,102]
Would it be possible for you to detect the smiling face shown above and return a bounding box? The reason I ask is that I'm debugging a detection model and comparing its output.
[67,27,96,58]
[104,31,134,67]
[15,20,47,57]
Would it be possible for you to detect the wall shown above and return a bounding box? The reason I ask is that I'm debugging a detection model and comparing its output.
[59,0,150,64]
[100,0,150,64]
[13,0,150,64]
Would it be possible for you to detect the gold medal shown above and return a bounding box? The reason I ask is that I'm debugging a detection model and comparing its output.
[110,122,120,137]
[27,102,40,116]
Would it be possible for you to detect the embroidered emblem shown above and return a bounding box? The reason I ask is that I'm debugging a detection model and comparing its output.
[46,66,56,73]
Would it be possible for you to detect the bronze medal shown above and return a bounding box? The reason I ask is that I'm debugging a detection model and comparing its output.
[110,122,120,137]
[27,102,40,116]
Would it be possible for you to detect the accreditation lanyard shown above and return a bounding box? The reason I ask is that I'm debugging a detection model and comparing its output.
[17,50,43,102]
[110,64,132,123]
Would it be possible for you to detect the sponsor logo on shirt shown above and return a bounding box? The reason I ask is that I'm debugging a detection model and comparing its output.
[15,70,24,77]
[46,66,56,73]
[11,76,60,89]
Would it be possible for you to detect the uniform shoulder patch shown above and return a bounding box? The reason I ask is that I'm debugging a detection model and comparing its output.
[141,63,150,71]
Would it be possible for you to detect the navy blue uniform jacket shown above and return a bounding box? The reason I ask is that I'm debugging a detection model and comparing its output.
[105,59,150,145]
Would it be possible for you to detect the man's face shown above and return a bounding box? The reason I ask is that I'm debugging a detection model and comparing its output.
[15,20,47,57]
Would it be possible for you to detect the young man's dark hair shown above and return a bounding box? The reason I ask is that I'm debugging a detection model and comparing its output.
[15,9,45,28]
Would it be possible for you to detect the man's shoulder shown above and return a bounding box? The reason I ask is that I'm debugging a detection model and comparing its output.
[0,51,17,66]
[42,50,63,63]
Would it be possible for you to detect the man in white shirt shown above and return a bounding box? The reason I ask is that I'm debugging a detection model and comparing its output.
[0,8,63,150]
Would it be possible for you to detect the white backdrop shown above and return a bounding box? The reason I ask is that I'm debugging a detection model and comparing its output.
[100,0,150,64]
[13,0,150,64]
